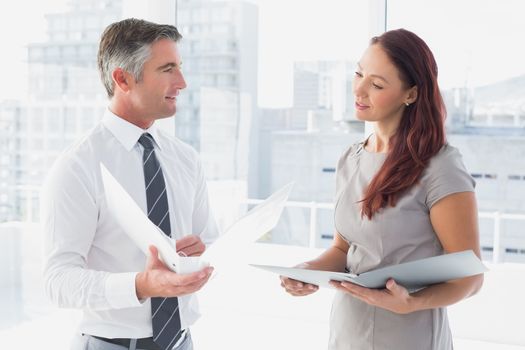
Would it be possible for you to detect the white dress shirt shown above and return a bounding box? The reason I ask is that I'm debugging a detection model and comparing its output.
[41,109,219,339]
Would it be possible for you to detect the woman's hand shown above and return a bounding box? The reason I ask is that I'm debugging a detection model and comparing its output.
[280,263,319,296]
[281,233,349,297]
[280,275,319,297]
[330,278,415,314]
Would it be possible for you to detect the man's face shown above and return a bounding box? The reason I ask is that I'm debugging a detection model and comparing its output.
[129,38,187,123]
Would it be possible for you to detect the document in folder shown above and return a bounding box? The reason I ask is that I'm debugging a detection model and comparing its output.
[100,163,293,273]
[251,250,487,292]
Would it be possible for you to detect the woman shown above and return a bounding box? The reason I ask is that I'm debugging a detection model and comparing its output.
[280,29,483,349]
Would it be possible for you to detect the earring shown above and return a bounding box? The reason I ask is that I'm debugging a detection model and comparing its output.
[405,102,410,106]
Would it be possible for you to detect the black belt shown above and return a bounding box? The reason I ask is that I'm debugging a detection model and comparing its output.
[91,335,162,350]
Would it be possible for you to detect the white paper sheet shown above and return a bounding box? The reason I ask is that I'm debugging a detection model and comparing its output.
[251,250,488,292]
[100,163,293,274]
[201,182,293,263]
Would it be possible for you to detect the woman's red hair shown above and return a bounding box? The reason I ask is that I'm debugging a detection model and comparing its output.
[361,29,446,219]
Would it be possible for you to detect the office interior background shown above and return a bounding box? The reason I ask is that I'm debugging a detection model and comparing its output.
[0,0,524,348]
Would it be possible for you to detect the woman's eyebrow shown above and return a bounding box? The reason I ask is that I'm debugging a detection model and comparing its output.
[357,62,389,84]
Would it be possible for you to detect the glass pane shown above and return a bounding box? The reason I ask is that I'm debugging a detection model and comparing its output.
[0,0,372,348]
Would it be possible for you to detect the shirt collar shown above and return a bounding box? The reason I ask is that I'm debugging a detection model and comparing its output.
[102,108,163,152]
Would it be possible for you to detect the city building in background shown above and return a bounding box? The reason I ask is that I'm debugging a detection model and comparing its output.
[0,0,123,222]
[260,60,362,197]
[0,101,21,222]
[444,74,525,262]
[176,0,259,197]
[260,61,364,247]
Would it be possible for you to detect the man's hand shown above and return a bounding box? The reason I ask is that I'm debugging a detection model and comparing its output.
[135,246,213,300]
[176,235,206,257]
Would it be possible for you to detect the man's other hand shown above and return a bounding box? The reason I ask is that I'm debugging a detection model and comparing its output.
[176,235,206,257]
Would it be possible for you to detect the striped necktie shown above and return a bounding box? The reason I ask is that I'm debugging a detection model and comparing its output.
[138,133,183,350]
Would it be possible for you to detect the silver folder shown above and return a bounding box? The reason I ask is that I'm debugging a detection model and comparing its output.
[251,250,487,292]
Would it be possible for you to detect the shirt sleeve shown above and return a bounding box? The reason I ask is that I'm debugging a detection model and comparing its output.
[424,145,476,210]
[41,156,141,310]
[191,157,219,246]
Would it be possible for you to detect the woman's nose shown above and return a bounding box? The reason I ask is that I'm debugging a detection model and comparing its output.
[352,78,366,97]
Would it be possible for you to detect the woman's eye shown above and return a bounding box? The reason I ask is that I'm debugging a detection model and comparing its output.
[354,71,363,78]
[372,83,383,89]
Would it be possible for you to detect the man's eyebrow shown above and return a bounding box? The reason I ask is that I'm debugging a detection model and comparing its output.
[156,62,180,71]
[356,62,389,84]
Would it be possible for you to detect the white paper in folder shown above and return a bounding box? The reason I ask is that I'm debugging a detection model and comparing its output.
[201,182,294,264]
[100,163,293,273]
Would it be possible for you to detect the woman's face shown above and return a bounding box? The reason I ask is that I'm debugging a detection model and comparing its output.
[352,44,416,126]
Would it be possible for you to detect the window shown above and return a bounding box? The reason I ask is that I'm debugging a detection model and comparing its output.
[1,1,523,349]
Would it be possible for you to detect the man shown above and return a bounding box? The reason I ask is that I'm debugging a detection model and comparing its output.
[42,18,217,350]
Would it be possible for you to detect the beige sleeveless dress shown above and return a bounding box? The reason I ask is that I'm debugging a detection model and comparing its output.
[329,141,475,350]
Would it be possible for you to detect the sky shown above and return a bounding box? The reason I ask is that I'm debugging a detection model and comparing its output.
[387,0,525,93]
[1,0,524,107]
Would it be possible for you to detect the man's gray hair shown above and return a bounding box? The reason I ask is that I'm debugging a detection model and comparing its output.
[97,18,182,98]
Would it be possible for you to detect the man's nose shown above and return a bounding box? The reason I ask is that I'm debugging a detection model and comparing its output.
[175,70,187,90]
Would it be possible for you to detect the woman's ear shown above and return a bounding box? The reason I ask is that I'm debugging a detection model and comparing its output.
[406,85,418,105]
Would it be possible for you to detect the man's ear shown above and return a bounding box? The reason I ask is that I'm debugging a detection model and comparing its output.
[112,68,132,93]
[406,85,418,105]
